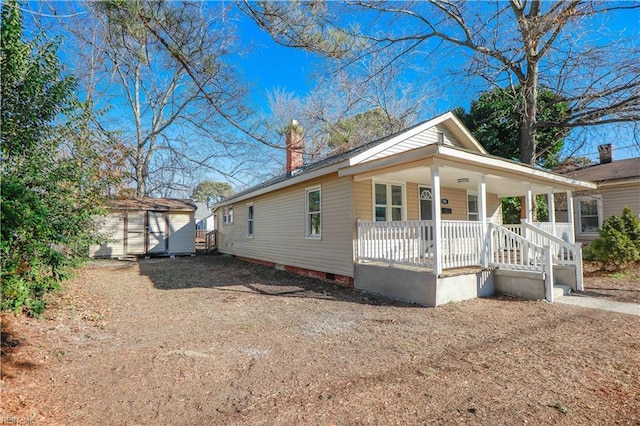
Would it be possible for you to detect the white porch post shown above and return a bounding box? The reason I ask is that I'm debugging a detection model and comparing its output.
[522,185,533,262]
[548,187,556,238]
[478,174,488,268]
[525,185,533,223]
[431,166,442,275]
[566,190,575,244]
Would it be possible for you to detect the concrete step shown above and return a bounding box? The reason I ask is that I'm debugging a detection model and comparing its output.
[554,285,571,299]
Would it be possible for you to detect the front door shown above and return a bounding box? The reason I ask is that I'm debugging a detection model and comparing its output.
[419,186,433,220]
[147,211,168,254]
[419,186,434,258]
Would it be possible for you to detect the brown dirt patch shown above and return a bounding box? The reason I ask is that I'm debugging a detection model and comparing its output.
[582,262,640,304]
[2,255,639,425]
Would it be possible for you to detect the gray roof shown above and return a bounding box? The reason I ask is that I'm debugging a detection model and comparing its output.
[561,158,640,183]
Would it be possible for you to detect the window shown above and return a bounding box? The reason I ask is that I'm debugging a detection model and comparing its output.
[223,206,233,225]
[374,182,405,222]
[247,203,254,237]
[577,197,601,233]
[306,187,321,238]
[467,192,479,221]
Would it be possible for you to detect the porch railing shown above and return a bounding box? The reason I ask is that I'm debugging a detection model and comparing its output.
[356,220,484,270]
[503,222,574,244]
[356,220,433,268]
[356,219,575,302]
[487,223,545,272]
[521,222,583,290]
[440,220,485,269]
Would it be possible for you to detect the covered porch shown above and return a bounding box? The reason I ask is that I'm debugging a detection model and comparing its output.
[340,143,595,306]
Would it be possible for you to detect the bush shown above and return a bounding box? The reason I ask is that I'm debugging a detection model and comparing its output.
[584,207,640,270]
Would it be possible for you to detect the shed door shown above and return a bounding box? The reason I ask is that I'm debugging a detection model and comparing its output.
[148,211,168,254]
[126,211,146,255]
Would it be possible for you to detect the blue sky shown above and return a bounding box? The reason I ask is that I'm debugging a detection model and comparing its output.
[228,4,640,164]
[17,1,640,192]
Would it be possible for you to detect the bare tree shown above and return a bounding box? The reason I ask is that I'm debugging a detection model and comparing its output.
[241,1,640,165]
[42,1,257,196]
[263,51,436,167]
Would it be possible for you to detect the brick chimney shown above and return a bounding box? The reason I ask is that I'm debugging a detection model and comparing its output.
[285,119,303,174]
[598,143,613,164]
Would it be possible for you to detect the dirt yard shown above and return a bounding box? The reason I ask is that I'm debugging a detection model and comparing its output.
[582,262,640,304]
[2,255,639,425]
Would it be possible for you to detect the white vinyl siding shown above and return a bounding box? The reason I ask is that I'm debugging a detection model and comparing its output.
[90,209,195,257]
[126,211,146,255]
[89,212,125,258]
[168,212,195,254]
[365,125,476,162]
[216,174,354,277]
[601,185,640,219]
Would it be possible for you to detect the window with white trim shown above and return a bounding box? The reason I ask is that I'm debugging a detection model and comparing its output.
[223,206,233,225]
[576,196,602,234]
[374,182,405,222]
[306,187,321,238]
[247,203,254,237]
[467,192,479,221]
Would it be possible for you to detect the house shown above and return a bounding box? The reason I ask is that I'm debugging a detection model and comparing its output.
[90,197,196,258]
[194,202,215,231]
[213,112,596,306]
[556,145,640,244]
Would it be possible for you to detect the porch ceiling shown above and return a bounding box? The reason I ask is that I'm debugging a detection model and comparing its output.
[373,165,566,197]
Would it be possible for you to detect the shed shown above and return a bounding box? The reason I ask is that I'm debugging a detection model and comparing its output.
[90,197,197,258]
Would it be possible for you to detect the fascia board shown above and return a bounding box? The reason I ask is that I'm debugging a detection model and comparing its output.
[436,146,597,190]
[339,144,439,177]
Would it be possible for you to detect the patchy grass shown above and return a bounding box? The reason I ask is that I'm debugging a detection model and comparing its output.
[2,255,639,425]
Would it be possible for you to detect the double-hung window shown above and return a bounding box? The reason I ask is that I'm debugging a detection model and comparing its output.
[247,203,254,237]
[577,196,601,234]
[223,206,234,225]
[306,187,321,238]
[467,192,479,221]
[374,183,404,222]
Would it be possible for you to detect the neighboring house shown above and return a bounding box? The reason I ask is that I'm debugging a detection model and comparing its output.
[195,202,215,231]
[90,197,196,258]
[557,145,640,244]
[213,112,595,306]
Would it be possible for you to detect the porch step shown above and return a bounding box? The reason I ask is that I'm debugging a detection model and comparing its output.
[554,285,571,299]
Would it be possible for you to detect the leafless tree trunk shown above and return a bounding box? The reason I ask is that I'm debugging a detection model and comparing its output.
[43,1,257,196]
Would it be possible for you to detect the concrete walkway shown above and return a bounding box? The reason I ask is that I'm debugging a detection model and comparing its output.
[556,294,640,316]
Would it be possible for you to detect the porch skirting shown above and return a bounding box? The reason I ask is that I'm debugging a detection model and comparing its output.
[355,263,494,307]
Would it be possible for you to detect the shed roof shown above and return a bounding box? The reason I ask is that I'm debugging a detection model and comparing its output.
[560,158,640,183]
[108,197,196,212]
